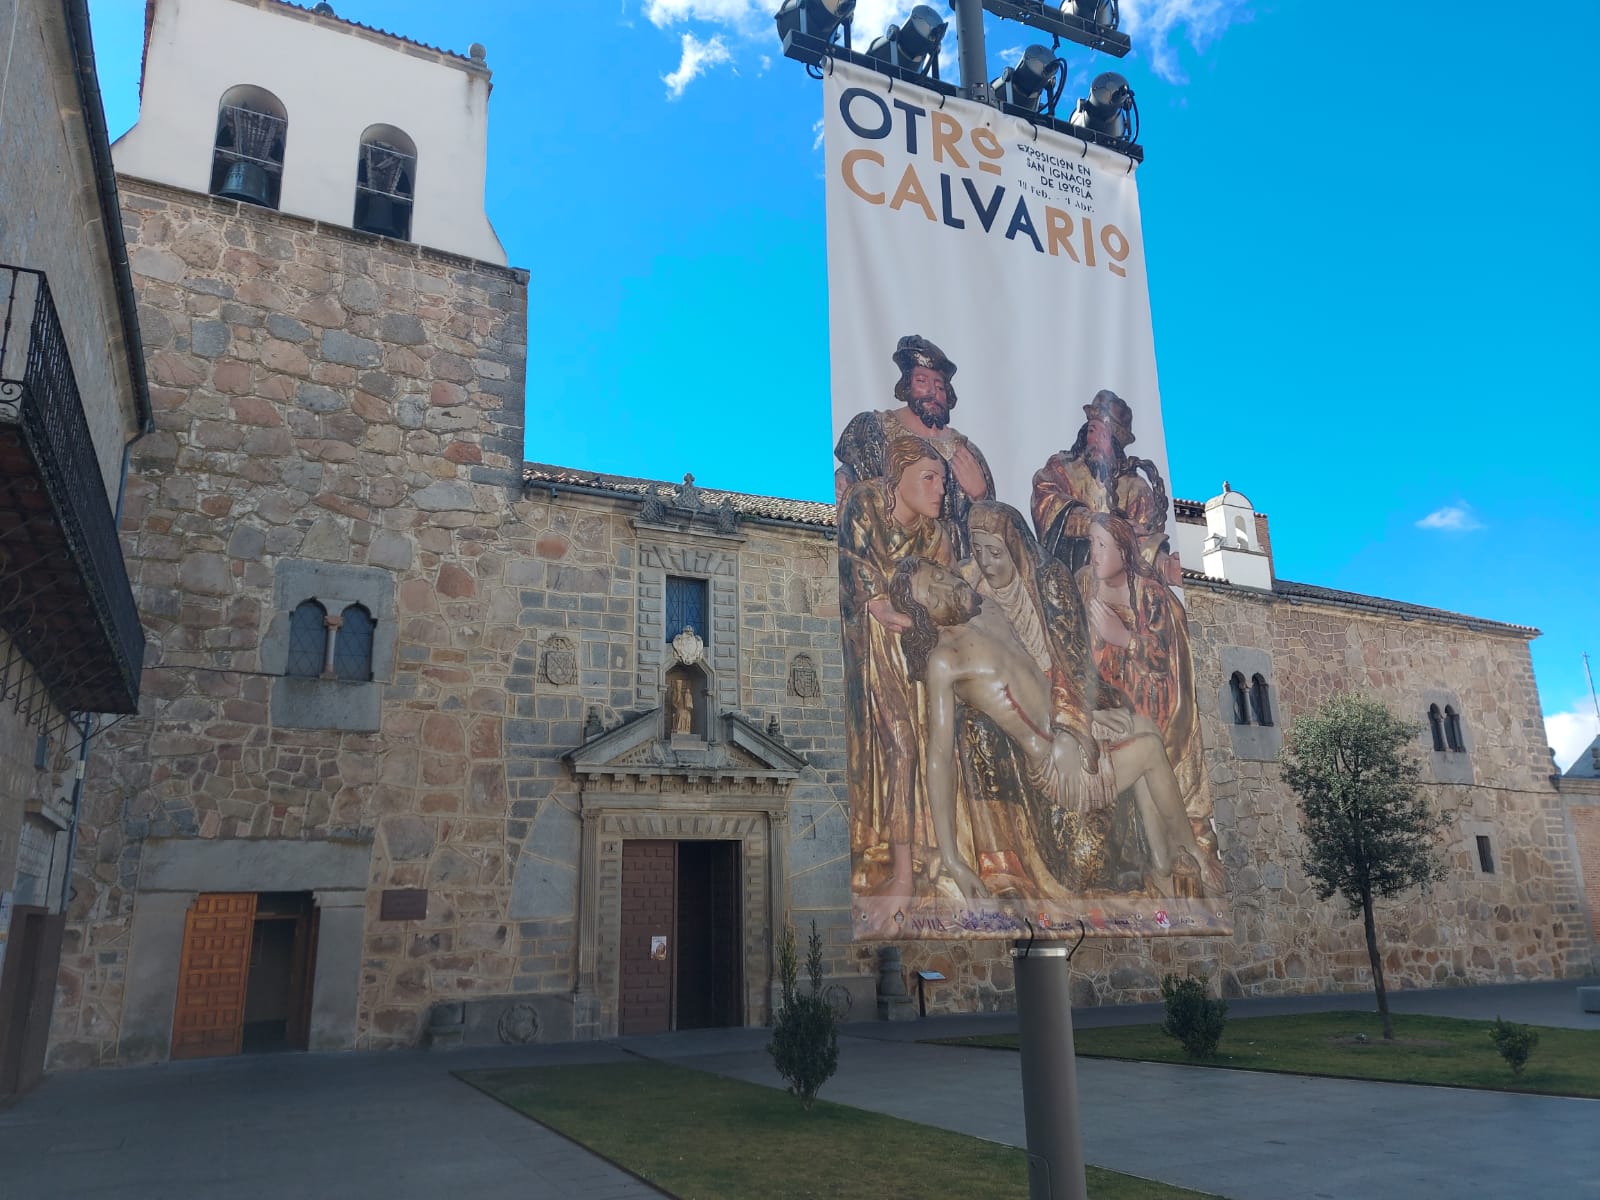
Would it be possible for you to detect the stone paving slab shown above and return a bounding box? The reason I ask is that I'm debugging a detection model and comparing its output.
[0,1043,665,1200]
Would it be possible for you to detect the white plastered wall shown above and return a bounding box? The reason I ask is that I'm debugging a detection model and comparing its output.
[114,0,505,264]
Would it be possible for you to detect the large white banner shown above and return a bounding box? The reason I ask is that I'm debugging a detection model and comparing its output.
[826,61,1229,941]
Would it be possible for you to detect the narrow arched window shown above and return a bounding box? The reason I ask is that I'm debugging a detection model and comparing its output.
[1427,705,1445,751]
[1233,514,1250,548]
[333,604,374,681]
[287,600,327,677]
[1229,672,1249,725]
[353,124,417,241]
[210,85,287,209]
[1444,706,1464,752]
[1249,674,1273,727]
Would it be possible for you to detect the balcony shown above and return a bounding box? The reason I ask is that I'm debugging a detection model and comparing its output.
[0,266,144,722]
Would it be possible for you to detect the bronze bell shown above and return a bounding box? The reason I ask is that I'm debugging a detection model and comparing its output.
[215,160,273,207]
[353,192,410,240]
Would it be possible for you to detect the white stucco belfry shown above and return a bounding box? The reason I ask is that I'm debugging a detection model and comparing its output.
[114,0,506,264]
[1202,485,1273,590]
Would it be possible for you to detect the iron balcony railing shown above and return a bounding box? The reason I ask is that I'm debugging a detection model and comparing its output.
[0,265,144,719]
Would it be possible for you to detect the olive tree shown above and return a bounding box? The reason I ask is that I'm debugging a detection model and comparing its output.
[1280,693,1447,1040]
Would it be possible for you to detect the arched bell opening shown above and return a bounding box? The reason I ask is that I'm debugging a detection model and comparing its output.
[353,123,417,240]
[210,84,287,209]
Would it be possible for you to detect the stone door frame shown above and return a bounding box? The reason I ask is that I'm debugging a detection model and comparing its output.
[574,794,788,1039]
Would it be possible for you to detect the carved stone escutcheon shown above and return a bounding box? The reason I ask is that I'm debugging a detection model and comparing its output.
[542,636,577,686]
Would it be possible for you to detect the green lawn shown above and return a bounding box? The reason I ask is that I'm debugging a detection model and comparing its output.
[934,1012,1600,1097]
[459,1059,1220,1200]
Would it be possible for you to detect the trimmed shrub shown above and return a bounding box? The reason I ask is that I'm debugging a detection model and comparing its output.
[1160,973,1228,1058]
[767,920,839,1109]
[1488,1016,1539,1077]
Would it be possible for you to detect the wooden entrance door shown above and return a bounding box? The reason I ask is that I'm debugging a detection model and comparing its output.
[676,840,743,1030]
[618,841,676,1035]
[171,893,256,1060]
[618,840,745,1036]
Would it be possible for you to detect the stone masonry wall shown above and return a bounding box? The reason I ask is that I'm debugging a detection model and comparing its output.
[48,178,528,1067]
[0,0,140,492]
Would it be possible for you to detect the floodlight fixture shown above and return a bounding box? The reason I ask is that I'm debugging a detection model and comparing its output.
[1059,0,1118,32]
[1070,70,1138,144]
[992,44,1064,113]
[979,0,1131,57]
[866,5,948,77]
[775,0,856,48]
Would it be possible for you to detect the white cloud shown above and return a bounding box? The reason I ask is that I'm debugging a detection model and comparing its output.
[1546,701,1600,772]
[1415,504,1484,532]
[812,117,825,151]
[1119,0,1252,84]
[662,32,733,99]
[645,0,766,31]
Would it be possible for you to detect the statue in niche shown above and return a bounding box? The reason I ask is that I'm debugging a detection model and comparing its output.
[668,674,696,736]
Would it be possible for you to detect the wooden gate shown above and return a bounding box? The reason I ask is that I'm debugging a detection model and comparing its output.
[171,893,256,1060]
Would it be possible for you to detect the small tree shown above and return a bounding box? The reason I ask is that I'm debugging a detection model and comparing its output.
[1280,693,1446,1041]
[767,920,838,1110]
[1488,1017,1539,1077]
[1160,973,1228,1058]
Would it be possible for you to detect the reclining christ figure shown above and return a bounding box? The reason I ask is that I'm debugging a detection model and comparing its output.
[885,555,1219,914]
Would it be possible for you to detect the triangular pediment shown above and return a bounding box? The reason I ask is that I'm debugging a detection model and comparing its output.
[564,709,805,782]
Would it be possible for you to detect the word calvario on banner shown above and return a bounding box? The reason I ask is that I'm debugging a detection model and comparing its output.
[826,60,1229,942]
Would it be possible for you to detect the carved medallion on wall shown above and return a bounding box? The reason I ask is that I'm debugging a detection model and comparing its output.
[672,625,705,667]
[496,1002,541,1045]
[789,653,821,699]
[542,636,577,686]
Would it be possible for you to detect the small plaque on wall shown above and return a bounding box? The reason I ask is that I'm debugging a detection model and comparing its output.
[380,888,428,921]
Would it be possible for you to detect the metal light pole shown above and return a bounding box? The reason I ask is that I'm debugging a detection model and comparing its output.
[955,7,1090,1197]
[952,0,993,104]
[1013,935,1089,1200]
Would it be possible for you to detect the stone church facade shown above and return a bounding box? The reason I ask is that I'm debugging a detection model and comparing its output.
[38,0,1595,1071]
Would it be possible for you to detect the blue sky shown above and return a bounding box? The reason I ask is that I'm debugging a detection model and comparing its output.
[87,1,1598,764]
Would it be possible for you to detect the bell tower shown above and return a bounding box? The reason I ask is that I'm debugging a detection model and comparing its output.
[113,0,505,264]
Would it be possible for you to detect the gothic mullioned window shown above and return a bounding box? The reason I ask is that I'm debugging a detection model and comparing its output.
[333,604,375,681]
[1249,674,1274,727]
[286,600,327,677]
[1229,672,1249,725]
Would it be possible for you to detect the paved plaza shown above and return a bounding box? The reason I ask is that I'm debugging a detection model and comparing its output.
[2,980,1595,1199]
